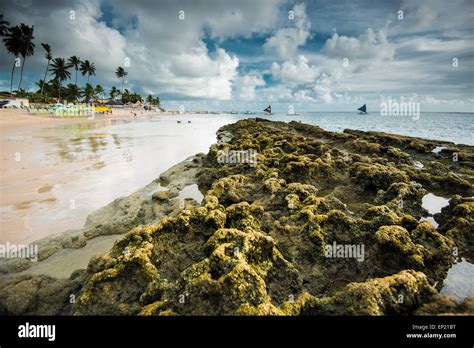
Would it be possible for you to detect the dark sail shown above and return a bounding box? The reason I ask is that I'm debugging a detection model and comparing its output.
[264,105,272,114]
[357,104,367,113]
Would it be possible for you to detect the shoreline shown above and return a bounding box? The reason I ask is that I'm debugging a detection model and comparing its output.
[0,152,206,277]
[0,118,472,316]
[0,108,179,130]
[0,108,214,245]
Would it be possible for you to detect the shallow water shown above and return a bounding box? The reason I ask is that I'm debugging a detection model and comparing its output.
[441,258,474,301]
[421,193,450,215]
[0,112,472,246]
[179,184,204,204]
[21,234,120,279]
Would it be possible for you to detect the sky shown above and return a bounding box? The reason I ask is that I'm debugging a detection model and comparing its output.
[1,0,473,112]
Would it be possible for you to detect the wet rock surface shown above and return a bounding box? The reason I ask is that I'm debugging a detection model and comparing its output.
[1,119,473,315]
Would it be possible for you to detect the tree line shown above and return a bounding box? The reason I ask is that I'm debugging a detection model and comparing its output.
[0,14,160,106]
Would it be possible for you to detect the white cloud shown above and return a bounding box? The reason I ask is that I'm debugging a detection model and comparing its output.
[203,0,284,40]
[263,3,311,59]
[0,0,282,100]
[293,89,316,102]
[233,74,265,101]
[270,55,320,84]
[313,73,334,104]
[259,85,294,102]
[322,28,394,61]
[0,0,472,111]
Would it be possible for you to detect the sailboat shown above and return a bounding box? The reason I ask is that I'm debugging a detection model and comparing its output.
[357,104,368,114]
[263,105,273,115]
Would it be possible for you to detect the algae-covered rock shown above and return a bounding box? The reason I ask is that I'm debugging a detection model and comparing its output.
[434,195,474,255]
[28,118,472,316]
[300,270,436,315]
[415,295,474,315]
[0,272,85,315]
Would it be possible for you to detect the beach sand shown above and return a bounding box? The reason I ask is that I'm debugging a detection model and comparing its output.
[0,108,166,244]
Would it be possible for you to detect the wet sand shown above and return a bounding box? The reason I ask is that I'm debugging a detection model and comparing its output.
[0,109,153,244]
[0,109,227,245]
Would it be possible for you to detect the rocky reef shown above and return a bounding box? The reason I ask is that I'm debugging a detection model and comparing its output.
[1,119,473,315]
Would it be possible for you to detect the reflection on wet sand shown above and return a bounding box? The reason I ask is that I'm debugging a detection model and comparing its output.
[1,115,230,245]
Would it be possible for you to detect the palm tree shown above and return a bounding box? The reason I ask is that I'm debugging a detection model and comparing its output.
[146,95,160,106]
[115,67,127,94]
[16,24,35,91]
[40,43,52,96]
[35,80,46,93]
[0,14,9,37]
[66,83,80,102]
[131,92,142,103]
[121,88,130,103]
[95,84,104,100]
[82,83,96,102]
[79,60,96,84]
[109,86,119,100]
[49,57,71,99]
[3,25,22,96]
[68,56,81,85]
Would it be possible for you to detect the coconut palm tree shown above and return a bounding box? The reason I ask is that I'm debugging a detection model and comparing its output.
[68,56,81,85]
[95,84,105,100]
[115,67,127,94]
[0,14,9,37]
[66,83,80,103]
[82,83,96,102]
[40,43,52,96]
[16,24,35,91]
[49,57,71,99]
[3,25,22,95]
[121,88,130,103]
[109,86,119,101]
[35,79,46,93]
[146,94,160,106]
[79,60,96,84]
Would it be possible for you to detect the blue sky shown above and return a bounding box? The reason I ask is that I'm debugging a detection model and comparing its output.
[1,0,473,112]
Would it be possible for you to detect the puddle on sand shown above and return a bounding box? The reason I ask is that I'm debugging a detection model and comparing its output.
[422,193,450,215]
[178,184,203,204]
[441,258,474,301]
[21,235,120,279]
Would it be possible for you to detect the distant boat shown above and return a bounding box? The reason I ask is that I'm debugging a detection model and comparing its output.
[358,104,368,114]
[263,105,273,115]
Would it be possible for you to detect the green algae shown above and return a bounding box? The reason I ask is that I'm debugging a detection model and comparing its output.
[72,119,472,316]
[3,118,472,316]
